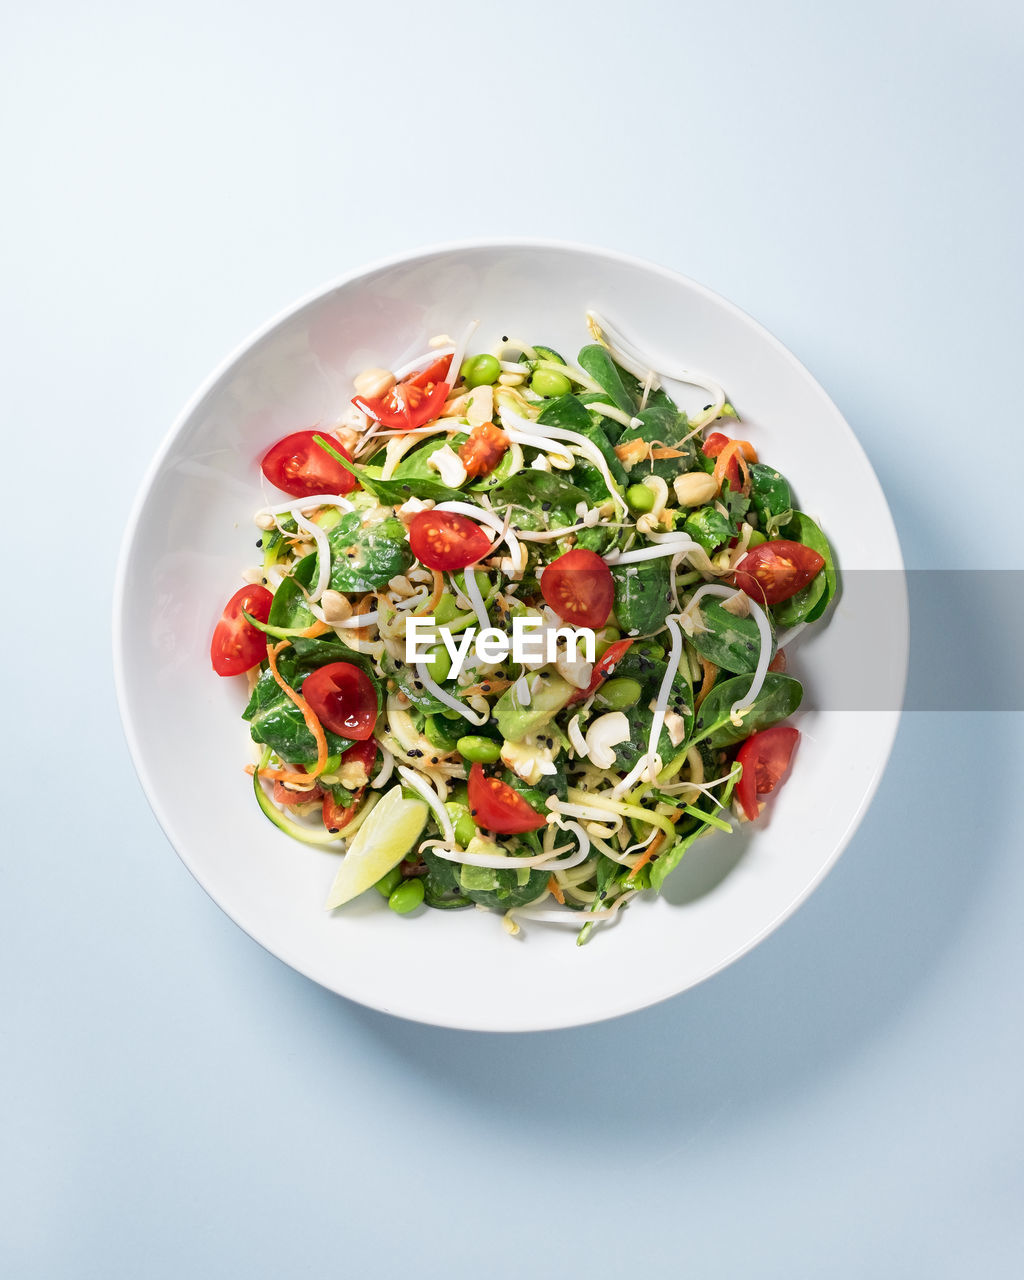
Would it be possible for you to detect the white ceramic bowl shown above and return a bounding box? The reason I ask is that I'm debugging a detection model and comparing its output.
[114,240,907,1031]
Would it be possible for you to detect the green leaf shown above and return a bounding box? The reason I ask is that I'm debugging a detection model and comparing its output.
[615,403,697,481]
[748,463,792,528]
[690,673,803,749]
[489,471,591,528]
[611,559,674,635]
[327,512,412,593]
[686,599,776,675]
[392,435,466,485]
[771,512,838,627]
[577,345,636,414]
[267,553,317,631]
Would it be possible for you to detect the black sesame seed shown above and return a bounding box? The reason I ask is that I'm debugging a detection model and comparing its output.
[261,578,268,585]
[408,748,423,758]
[502,335,508,342]
[430,756,439,765]
[256,538,263,548]
[328,827,340,834]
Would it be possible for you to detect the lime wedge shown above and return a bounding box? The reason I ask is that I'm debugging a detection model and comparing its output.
[325,786,429,910]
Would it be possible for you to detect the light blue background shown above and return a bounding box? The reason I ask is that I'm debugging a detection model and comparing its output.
[3,2,1022,1275]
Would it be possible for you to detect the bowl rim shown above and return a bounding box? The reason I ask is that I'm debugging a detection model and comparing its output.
[112,236,908,1031]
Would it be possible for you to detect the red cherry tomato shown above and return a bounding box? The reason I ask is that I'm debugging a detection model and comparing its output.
[569,639,635,704]
[733,540,825,606]
[735,726,800,821]
[701,432,730,457]
[260,430,357,499]
[408,355,454,389]
[353,378,449,430]
[467,763,548,835]
[320,742,378,831]
[301,663,378,740]
[541,548,615,630]
[408,510,492,570]
[210,584,273,676]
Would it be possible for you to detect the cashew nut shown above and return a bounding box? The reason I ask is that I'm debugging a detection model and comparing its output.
[584,712,631,769]
[353,367,396,399]
[673,471,719,507]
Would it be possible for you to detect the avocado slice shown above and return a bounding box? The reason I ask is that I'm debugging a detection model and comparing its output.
[494,673,574,742]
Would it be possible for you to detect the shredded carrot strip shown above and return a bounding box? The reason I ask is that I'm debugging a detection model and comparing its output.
[256,641,329,785]
[650,445,686,459]
[298,619,330,638]
[694,657,718,711]
[412,571,444,617]
[547,875,565,904]
[629,832,665,879]
[713,441,752,496]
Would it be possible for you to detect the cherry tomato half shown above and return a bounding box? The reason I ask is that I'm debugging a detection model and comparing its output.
[735,726,800,821]
[569,638,635,704]
[408,510,492,571]
[732,539,825,606]
[467,762,547,834]
[321,741,379,831]
[541,548,615,630]
[459,423,509,478]
[210,584,273,676]
[261,430,357,499]
[353,378,449,431]
[301,662,379,740]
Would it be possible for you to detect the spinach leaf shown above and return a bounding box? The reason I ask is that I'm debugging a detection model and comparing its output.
[536,393,592,433]
[687,599,776,675]
[328,512,412,593]
[420,849,472,910]
[392,435,465,484]
[690,673,803,749]
[748,463,792,529]
[455,860,550,910]
[771,512,838,627]
[611,559,674,635]
[489,471,590,528]
[615,403,697,482]
[577,345,636,414]
[383,654,452,715]
[267,553,317,631]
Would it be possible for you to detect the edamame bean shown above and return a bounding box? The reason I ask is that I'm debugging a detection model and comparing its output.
[626,483,655,514]
[388,878,425,914]
[451,809,477,847]
[375,866,402,897]
[457,735,501,763]
[596,677,642,710]
[530,368,572,398]
[425,644,451,683]
[460,354,501,388]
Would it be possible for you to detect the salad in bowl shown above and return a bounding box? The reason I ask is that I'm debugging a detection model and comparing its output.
[210,313,836,943]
